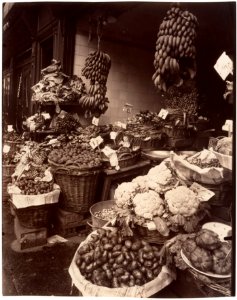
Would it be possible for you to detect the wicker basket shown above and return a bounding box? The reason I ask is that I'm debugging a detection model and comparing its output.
[188,269,231,297]
[130,135,166,150]
[102,152,140,169]
[50,164,101,213]
[10,202,57,229]
[134,224,173,245]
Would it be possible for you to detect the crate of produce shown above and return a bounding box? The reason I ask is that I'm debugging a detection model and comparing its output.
[69,226,175,297]
[50,164,101,213]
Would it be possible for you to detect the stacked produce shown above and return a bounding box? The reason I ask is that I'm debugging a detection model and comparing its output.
[53,111,81,133]
[25,112,52,132]
[31,59,86,104]
[113,161,209,238]
[3,130,22,143]
[213,137,232,156]
[153,6,198,92]
[182,229,231,275]
[128,110,166,128]
[15,165,54,195]
[171,149,231,185]
[75,227,163,287]
[80,50,111,116]
[163,81,199,115]
[48,133,101,169]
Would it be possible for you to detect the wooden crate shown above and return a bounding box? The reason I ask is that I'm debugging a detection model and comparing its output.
[54,208,90,237]
[14,216,47,250]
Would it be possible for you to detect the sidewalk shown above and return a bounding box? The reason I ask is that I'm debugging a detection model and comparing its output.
[2,200,206,297]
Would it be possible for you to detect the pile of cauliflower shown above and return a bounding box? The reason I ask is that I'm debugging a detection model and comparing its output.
[165,186,200,217]
[113,160,206,234]
[133,190,164,219]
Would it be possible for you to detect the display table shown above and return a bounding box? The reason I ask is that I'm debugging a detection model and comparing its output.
[100,160,151,202]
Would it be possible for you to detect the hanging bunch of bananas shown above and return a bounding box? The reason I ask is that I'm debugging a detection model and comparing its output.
[80,50,111,117]
[81,50,111,84]
[153,5,198,92]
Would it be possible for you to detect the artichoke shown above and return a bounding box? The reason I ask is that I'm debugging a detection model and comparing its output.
[195,229,221,250]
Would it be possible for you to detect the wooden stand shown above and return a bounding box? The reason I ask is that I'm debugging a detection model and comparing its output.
[99,160,151,202]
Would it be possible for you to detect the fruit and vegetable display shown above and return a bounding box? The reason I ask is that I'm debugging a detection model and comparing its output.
[112,161,210,237]
[3,130,22,143]
[14,165,54,195]
[186,153,221,169]
[214,137,232,156]
[163,80,199,115]
[25,112,52,132]
[80,50,111,116]
[48,133,101,169]
[128,110,166,128]
[171,149,231,185]
[31,59,86,104]
[153,5,198,92]
[52,111,81,133]
[75,227,163,287]
[182,229,231,275]
[94,207,117,222]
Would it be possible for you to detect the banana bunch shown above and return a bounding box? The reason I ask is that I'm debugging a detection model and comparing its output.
[78,92,109,117]
[81,50,111,84]
[80,50,111,116]
[153,6,198,92]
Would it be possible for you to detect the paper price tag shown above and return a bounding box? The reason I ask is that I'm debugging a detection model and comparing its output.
[7,125,13,132]
[89,136,103,149]
[214,52,233,80]
[147,221,156,230]
[3,144,11,153]
[158,108,169,120]
[109,152,119,167]
[92,117,99,126]
[102,146,115,157]
[42,113,51,120]
[110,131,118,140]
[190,182,215,202]
[117,121,127,129]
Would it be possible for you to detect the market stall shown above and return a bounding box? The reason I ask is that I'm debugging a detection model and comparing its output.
[2,1,234,297]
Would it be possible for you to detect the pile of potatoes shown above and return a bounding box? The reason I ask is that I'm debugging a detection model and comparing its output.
[76,228,163,288]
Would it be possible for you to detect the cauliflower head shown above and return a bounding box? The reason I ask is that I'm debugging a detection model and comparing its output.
[132,175,149,193]
[165,186,200,217]
[114,182,139,208]
[132,190,165,219]
[147,162,178,192]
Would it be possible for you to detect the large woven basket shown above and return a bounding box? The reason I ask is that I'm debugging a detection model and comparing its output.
[134,224,173,245]
[50,163,101,213]
[188,268,231,297]
[102,152,140,169]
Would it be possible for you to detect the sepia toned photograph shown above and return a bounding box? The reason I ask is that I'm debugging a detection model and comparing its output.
[2,1,235,297]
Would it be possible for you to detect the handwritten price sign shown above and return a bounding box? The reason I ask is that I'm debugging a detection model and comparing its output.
[89,136,103,149]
